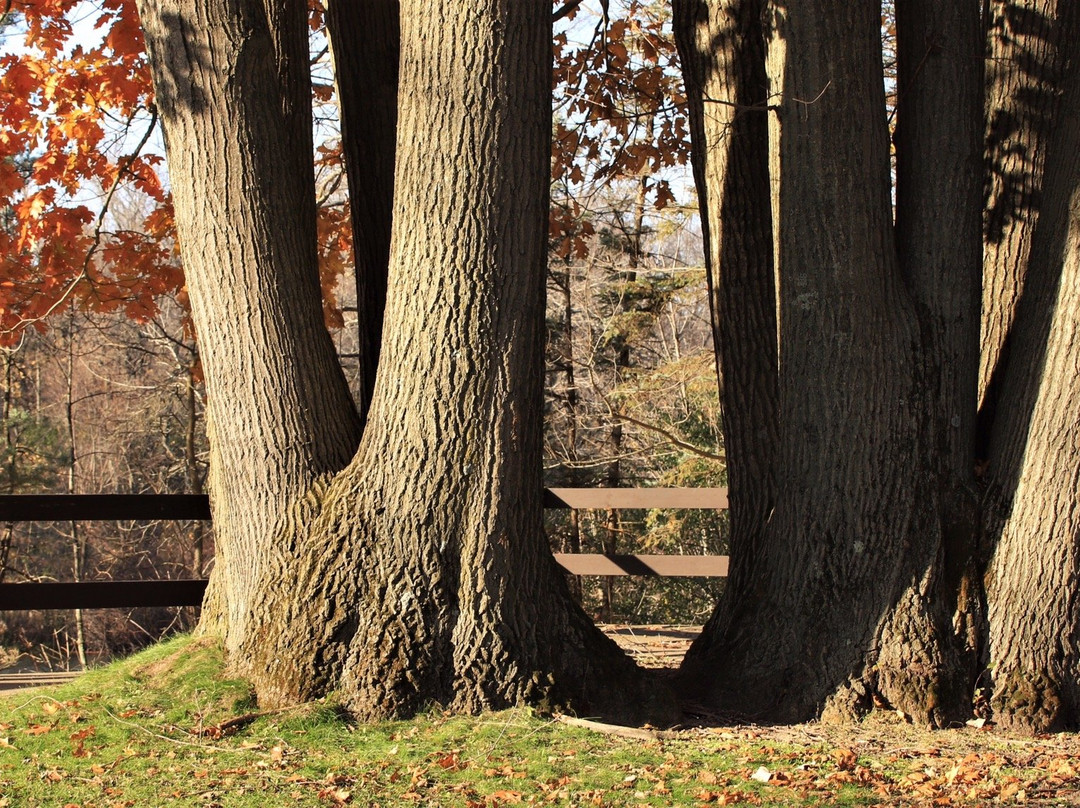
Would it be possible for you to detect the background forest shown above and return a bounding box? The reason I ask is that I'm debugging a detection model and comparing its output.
[0,0,726,671]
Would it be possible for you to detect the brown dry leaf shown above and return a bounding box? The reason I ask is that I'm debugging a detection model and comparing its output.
[317,787,352,804]
[42,701,61,715]
[698,770,720,785]
[1048,758,1078,779]
[833,748,857,771]
[436,751,463,770]
[25,724,53,735]
[490,790,523,804]
[716,790,752,805]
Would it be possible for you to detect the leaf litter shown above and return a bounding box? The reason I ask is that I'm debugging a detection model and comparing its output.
[2,635,1080,805]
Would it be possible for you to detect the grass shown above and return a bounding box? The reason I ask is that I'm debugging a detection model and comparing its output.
[2,635,1079,806]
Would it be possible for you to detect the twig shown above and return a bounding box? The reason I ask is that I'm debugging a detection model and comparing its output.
[103,706,249,753]
[556,714,686,740]
[553,0,584,22]
[608,409,726,463]
[103,702,317,752]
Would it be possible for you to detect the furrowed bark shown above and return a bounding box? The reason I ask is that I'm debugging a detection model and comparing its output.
[675,0,970,725]
[670,0,779,686]
[238,0,671,724]
[135,0,362,652]
[984,6,1080,731]
[891,0,985,713]
[980,0,1076,436]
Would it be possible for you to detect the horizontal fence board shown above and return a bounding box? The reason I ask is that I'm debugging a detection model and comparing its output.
[554,554,729,577]
[0,580,208,610]
[0,494,212,522]
[0,489,731,609]
[0,489,730,522]
[544,487,728,510]
[1,553,729,609]
[0,671,80,690]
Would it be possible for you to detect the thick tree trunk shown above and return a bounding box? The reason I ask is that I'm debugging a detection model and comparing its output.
[984,9,1080,732]
[136,0,363,653]
[893,0,985,696]
[324,0,398,420]
[979,0,1075,434]
[677,0,973,725]
[231,0,667,722]
[671,0,780,679]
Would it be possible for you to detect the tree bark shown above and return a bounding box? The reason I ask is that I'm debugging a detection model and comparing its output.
[676,0,977,725]
[979,0,1075,439]
[671,0,780,680]
[893,0,985,696]
[984,5,1080,732]
[145,0,670,722]
[324,0,398,420]
[136,0,363,654]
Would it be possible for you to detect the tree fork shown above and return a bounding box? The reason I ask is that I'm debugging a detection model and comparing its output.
[137,0,363,651]
[230,0,671,723]
[324,0,399,421]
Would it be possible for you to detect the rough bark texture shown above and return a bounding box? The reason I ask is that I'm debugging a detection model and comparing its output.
[980,0,1075,430]
[892,0,986,704]
[896,0,983,478]
[325,0,398,419]
[984,8,1080,732]
[234,0,670,723]
[670,0,779,682]
[135,0,363,652]
[675,0,975,725]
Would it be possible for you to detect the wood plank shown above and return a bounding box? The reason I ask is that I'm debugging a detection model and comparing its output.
[0,580,208,610]
[0,551,731,611]
[544,487,728,510]
[0,494,212,522]
[0,489,729,521]
[0,671,80,691]
[554,553,729,577]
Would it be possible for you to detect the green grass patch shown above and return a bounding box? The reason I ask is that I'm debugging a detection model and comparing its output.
[2,636,1077,806]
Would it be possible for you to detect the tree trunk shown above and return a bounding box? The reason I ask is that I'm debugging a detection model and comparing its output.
[984,6,1080,732]
[65,316,88,669]
[324,0,398,420]
[671,0,780,680]
[0,351,16,582]
[676,0,975,725]
[893,0,985,698]
[136,0,363,654]
[185,360,205,579]
[559,265,583,603]
[140,0,667,722]
[979,0,1076,431]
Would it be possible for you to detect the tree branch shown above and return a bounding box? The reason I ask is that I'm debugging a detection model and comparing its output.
[553,0,584,23]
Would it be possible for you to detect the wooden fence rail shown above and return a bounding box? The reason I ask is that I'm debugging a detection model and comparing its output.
[0,490,728,611]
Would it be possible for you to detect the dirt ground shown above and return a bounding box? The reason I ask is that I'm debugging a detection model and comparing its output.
[601,624,1080,805]
[601,623,700,669]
